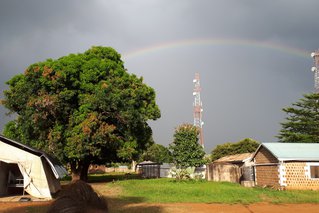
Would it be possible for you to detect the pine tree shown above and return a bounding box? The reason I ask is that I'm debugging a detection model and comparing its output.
[278,93,319,143]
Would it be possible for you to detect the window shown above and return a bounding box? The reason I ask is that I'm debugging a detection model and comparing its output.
[310,166,319,178]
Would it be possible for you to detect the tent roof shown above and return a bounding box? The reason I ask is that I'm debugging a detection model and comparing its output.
[0,135,67,178]
[254,142,319,161]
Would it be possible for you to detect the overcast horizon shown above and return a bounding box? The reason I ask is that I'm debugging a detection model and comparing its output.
[1,0,319,152]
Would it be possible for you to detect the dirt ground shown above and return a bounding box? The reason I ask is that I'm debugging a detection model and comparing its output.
[130,203,319,213]
[1,201,319,213]
[0,201,50,213]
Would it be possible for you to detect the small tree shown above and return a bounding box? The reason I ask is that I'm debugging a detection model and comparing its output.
[169,124,206,170]
[117,140,138,162]
[141,143,172,163]
[211,138,259,161]
[278,93,319,142]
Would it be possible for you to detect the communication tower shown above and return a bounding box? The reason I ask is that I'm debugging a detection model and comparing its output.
[311,50,319,93]
[193,73,204,147]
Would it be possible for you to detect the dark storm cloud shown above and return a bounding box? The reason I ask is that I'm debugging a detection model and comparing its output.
[173,0,319,49]
[1,0,319,152]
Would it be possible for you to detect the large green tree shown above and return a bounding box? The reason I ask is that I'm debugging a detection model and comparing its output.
[278,93,319,142]
[2,46,160,181]
[211,138,259,161]
[169,124,206,168]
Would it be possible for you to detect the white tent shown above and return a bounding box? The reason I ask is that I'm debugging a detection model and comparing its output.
[0,135,67,199]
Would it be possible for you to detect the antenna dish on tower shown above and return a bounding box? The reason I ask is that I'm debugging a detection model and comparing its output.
[312,67,317,72]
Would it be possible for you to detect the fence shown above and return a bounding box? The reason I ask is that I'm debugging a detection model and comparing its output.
[88,165,131,174]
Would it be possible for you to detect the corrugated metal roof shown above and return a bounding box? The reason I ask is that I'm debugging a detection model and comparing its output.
[214,153,253,163]
[261,142,319,161]
[137,161,160,165]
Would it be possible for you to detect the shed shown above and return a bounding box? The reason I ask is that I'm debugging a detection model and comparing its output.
[0,135,67,199]
[207,153,254,183]
[252,143,319,190]
[136,161,161,178]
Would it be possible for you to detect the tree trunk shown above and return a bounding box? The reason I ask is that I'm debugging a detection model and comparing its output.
[131,160,137,172]
[80,162,90,182]
[70,160,90,182]
[70,161,80,181]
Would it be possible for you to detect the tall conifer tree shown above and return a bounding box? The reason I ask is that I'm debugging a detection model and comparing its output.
[278,93,319,143]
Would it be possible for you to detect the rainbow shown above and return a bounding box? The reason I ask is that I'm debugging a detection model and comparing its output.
[122,38,310,60]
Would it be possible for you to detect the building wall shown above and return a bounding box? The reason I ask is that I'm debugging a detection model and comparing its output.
[139,164,160,178]
[211,163,241,183]
[160,163,174,178]
[254,146,280,188]
[255,165,280,188]
[0,161,9,196]
[254,146,319,190]
[88,164,131,173]
[283,162,319,190]
[255,147,278,164]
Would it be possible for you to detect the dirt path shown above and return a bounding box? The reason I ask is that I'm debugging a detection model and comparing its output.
[117,203,319,213]
[0,201,51,213]
[1,202,319,213]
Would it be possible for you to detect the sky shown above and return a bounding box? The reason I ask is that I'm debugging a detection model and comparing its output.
[0,0,319,152]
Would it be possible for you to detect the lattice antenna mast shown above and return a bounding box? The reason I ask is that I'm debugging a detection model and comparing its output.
[311,50,319,93]
[193,73,204,147]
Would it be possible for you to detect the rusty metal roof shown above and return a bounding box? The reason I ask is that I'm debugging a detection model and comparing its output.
[214,153,253,163]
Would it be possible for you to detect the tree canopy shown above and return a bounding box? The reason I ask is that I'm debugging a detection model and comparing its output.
[141,143,172,163]
[210,138,259,161]
[2,46,161,180]
[278,93,319,143]
[169,124,206,168]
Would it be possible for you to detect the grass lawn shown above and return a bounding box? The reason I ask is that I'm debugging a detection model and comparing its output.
[105,176,319,204]
[7,173,319,213]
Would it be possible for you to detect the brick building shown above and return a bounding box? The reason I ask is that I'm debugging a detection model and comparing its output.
[253,143,319,190]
